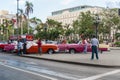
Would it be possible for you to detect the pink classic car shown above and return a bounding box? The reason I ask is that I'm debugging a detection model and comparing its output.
[4,44,15,52]
[58,41,110,54]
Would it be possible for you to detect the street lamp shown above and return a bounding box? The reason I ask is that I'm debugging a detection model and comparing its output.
[94,14,100,39]
[16,0,19,35]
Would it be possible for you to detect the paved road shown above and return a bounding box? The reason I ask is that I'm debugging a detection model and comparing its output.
[23,50,120,68]
[0,53,120,80]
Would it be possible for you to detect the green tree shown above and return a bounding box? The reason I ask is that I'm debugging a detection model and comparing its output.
[30,17,42,27]
[18,9,26,35]
[29,17,42,39]
[100,8,120,41]
[46,19,63,40]
[73,11,94,38]
[25,1,33,34]
[1,19,14,40]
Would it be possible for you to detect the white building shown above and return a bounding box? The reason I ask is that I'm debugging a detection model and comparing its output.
[47,5,103,26]
[0,10,16,24]
[0,10,16,36]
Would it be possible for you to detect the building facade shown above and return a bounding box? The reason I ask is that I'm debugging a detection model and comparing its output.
[0,10,16,40]
[47,5,103,26]
[0,10,16,24]
[47,5,120,42]
[47,5,104,40]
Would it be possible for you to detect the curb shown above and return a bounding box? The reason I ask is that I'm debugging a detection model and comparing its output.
[110,47,120,50]
[21,55,120,68]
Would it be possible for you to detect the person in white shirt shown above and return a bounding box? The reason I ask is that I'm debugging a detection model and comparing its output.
[17,40,23,55]
[82,38,88,53]
[91,35,99,60]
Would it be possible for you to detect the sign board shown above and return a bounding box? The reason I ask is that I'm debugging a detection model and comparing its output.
[26,35,33,41]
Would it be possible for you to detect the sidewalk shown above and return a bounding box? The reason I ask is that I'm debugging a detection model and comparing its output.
[22,49,120,68]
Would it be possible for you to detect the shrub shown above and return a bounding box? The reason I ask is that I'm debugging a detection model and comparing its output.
[114,41,120,47]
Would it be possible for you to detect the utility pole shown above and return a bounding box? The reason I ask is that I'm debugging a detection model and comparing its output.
[16,0,19,35]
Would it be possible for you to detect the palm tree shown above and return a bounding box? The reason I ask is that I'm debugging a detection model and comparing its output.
[25,1,33,34]
[18,9,26,35]
[30,17,42,26]
[2,19,14,40]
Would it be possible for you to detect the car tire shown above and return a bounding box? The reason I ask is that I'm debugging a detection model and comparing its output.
[48,49,54,54]
[69,49,76,54]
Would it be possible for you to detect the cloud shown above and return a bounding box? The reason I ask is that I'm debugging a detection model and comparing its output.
[106,0,120,2]
[19,0,25,5]
[105,0,120,8]
[61,0,77,5]
[13,0,35,6]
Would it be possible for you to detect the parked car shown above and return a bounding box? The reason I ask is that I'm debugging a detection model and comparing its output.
[58,41,110,54]
[4,44,15,52]
[13,41,59,54]
[0,41,9,52]
[46,40,58,44]
[3,41,17,52]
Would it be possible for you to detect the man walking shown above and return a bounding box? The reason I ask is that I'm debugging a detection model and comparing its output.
[91,35,99,60]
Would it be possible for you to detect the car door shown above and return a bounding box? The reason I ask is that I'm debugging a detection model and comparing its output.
[58,44,67,52]
[87,44,92,52]
[78,43,85,52]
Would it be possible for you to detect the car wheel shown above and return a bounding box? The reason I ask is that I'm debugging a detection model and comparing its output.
[48,49,54,54]
[69,49,75,54]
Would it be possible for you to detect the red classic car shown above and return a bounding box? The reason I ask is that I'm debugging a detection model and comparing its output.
[25,41,59,54]
[58,41,110,54]
[4,35,59,54]
[5,41,59,54]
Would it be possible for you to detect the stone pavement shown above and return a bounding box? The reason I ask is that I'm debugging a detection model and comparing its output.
[22,49,120,68]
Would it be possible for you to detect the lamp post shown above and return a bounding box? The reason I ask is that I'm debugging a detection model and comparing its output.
[94,14,100,39]
[16,0,19,35]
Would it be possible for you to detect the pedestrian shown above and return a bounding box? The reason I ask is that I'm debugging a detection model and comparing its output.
[82,38,88,53]
[23,42,27,54]
[62,39,67,44]
[91,35,99,60]
[37,38,42,55]
[17,40,23,56]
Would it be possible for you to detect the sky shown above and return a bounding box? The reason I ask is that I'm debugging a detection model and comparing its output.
[0,0,120,22]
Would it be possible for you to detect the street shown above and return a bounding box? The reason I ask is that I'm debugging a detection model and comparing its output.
[0,52,120,80]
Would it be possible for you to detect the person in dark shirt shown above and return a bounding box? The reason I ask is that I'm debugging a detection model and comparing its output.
[37,38,42,55]
[23,42,27,54]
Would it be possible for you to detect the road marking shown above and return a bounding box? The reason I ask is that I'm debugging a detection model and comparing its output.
[0,63,57,80]
[26,66,82,80]
[79,69,120,80]
[0,59,82,80]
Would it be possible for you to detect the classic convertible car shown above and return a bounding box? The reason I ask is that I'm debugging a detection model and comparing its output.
[0,42,9,52]
[3,41,59,54]
[25,41,59,54]
[58,41,110,54]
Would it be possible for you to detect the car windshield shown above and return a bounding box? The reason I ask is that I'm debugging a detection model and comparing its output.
[77,41,82,44]
[0,41,7,44]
